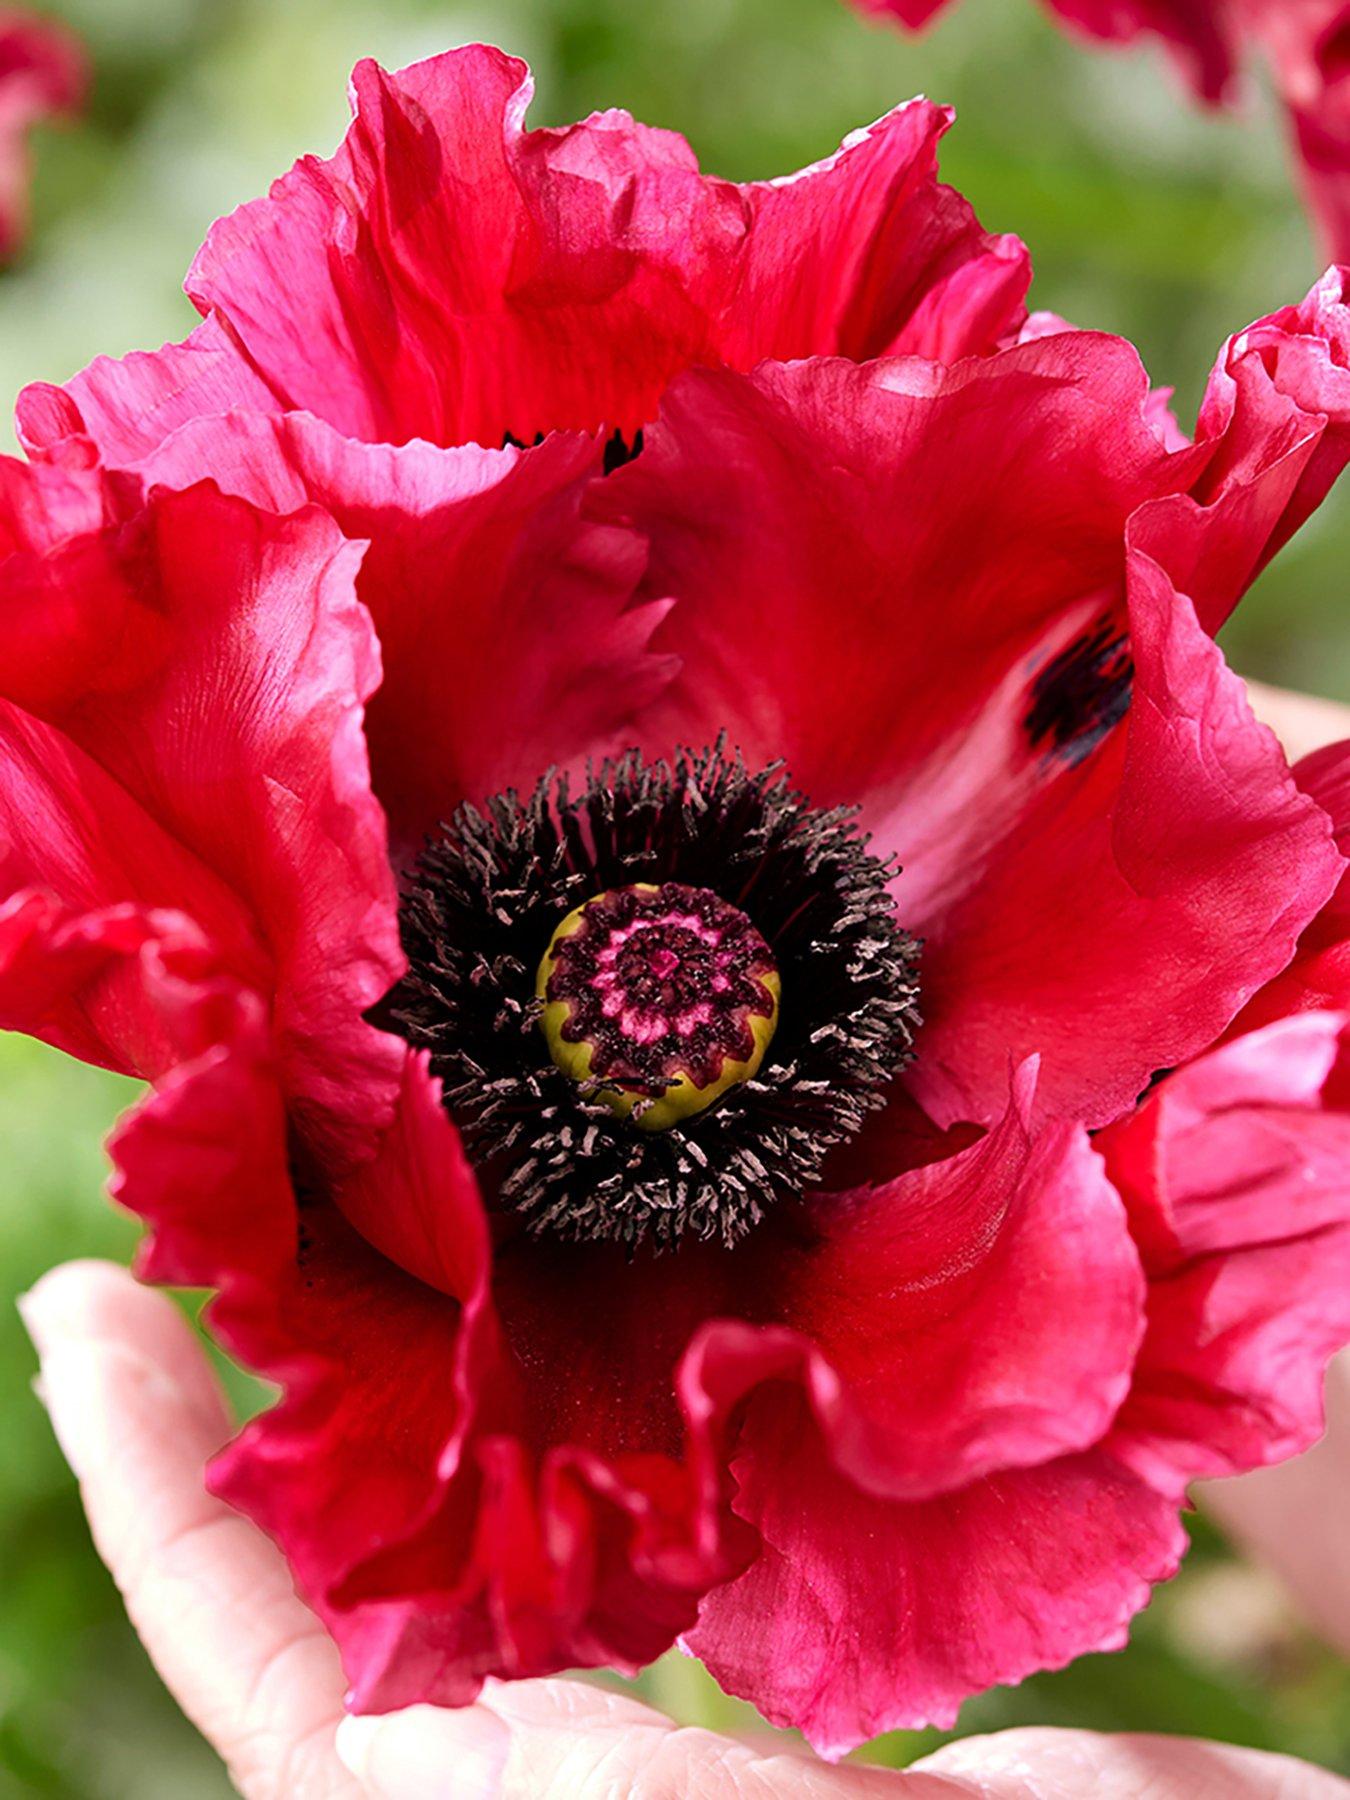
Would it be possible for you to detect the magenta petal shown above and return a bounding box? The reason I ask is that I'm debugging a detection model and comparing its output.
[748,1060,1145,1497]
[687,1424,1184,1757]
[0,891,220,1078]
[114,410,673,852]
[17,316,282,466]
[206,1056,751,1709]
[330,1051,490,1305]
[206,1055,503,1692]
[1102,1012,1350,1494]
[0,475,403,1165]
[0,707,267,1005]
[23,47,1027,467]
[1163,267,1350,632]
[0,890,299,1307]
[181,47,1027,447]
[608,339,1174,809]
[912,555,1343,1130]
[610,337,1342,1129]
[110,966,298,1308]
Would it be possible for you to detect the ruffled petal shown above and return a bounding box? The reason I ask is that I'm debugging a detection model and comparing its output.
[109,956,298,1307]
[1232,738,1350,1032]
[24,47,1027,462]
[1164,266,1350,630]
[603,328,1343,1129]
[1102,1012,1350,1496]
[737,1059,1145,1498]
[16,315,282,467]
[603,338,1175,805]
[203,1055,752,1709]
[206,1056,502,1690]
[686,1416,1184,1757]
[0,708,267,998]
[0,475,403,1163]
[0,436,111,551]
[0,890,219,1077]
[1298,734,1350,859]
[188,1057,1150,1716]
[0,887,297,1299]
[71,929,548,1706]
[912,555,1342,1129]
[106,410,672,854]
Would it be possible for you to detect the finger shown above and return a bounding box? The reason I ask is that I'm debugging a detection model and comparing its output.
[1200,1349,1350,1660]
[336,1687,1350,1800]
[336,1678,967,1798]
[1244,678,1350,762]
[20,1260,360,1800]
[914,1727,1350,1797]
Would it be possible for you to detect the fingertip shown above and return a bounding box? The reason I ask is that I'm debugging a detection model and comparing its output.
[913,1728,1350,1798]
[336,1705,510,1800]
[27,1331,221,1491]
[19,1258,144,1353]
[19,1257,227,1435]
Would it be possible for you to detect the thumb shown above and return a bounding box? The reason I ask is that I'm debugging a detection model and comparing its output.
[335,1703,511,1800]
[334,1679,961,1798]
[915,1728,1350,1797]
[335,1686,1350,1800]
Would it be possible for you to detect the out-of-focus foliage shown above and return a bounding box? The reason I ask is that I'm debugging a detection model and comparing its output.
[0,1,1346,1794]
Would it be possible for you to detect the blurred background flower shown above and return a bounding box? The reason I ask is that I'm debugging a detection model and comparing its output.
[1,1,1347,1794]
[0,7,85,260]
[852,1,1350,269]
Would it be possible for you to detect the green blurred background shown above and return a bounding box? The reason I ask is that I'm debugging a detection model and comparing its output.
[1,0,1348,1793]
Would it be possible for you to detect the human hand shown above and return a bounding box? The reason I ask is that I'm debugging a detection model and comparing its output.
[19,1261,1349,1800]
[19,684,1350,1799]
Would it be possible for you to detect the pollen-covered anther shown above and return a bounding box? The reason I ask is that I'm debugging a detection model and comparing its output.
[537,882,780,1130]
[394,742,922,1249]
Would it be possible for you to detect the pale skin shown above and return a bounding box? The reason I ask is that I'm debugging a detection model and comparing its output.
[16,680,1350,1800]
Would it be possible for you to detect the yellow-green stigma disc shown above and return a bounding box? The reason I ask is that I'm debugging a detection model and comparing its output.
[536,880,780,1131]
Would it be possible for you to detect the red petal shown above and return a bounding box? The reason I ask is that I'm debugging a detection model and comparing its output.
[912,555,1342,1129]
[16,315,281,467]
[205,1057,753,1707]
[1234,737,1350,1031]
[605,338,1175,805]
[687,1420,1183,1756]
[603,328,1343,1129]
[0,889,298,1303]
[742,1060,1144,1498]
[1103,1013,1350,1494]
[1161,267,1350,631]
[26,47,1026,461]
[0,476,402,1164]
[111,410,673,853]
[0,891,219,1077]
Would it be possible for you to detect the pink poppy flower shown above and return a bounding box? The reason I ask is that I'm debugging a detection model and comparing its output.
[5,45,1350,1755]
[853,0,1350,265]
[0,8,86,259]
